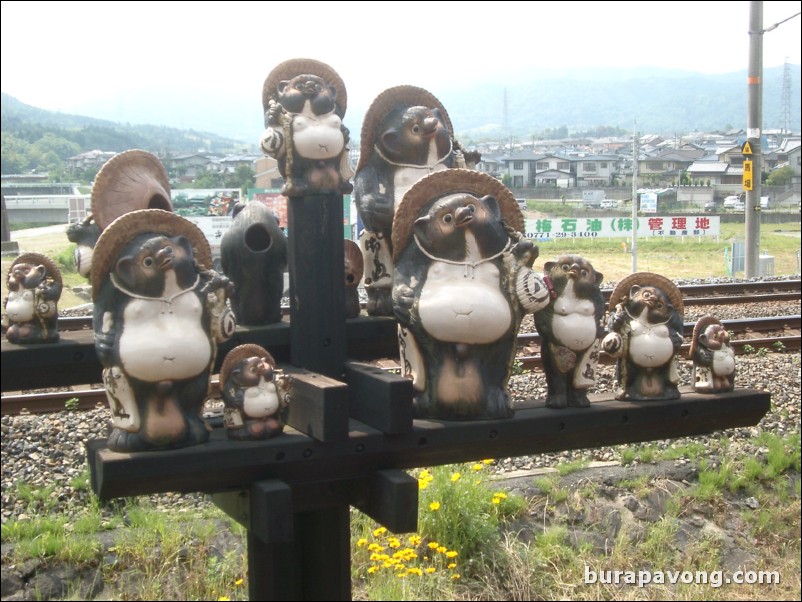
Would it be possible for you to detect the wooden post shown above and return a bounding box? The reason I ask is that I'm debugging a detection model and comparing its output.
[286,194,346,380]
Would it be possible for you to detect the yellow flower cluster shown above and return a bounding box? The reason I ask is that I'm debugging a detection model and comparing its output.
[356,531,460,580]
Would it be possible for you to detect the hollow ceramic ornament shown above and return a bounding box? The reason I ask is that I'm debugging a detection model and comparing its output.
[220,201,287,326]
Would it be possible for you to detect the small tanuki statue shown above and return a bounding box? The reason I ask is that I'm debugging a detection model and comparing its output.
[343,239,364,319]
[259,58,354,197]
[689,315,735,393]
[601,273,684,401]
[220,344,292,440]
[220,201,287,326]
[91,209,235,452]
[4,253,62,344]
[354,85,480,316]
[392,170,551,420]
[534,255,605,409]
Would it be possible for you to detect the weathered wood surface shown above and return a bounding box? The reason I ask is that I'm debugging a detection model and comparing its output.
[87,387,770,500]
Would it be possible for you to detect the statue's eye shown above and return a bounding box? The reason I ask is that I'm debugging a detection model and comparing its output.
[143,257,154,267]
[561,264,570,272]
[581,269,588,277]
[411,124,420,134]
[314,83,322,92]
[443,214,453,224]
[295,82,304,90]
[466,204,476,213]
[656,302,663,309]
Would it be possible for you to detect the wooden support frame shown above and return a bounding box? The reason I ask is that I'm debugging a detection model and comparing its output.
[2,181,773,601]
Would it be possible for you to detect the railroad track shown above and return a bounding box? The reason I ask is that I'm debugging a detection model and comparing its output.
[48,280,802,332]
[2,314,798,416]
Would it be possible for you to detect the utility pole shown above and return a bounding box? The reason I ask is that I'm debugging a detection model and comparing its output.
[745,0,763,278]
[631,124,639,273]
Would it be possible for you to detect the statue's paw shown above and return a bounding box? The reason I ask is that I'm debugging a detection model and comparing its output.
[545,393,568,409]
[486,388,514,419]
[366,289,393,316]
[567,390,591,408]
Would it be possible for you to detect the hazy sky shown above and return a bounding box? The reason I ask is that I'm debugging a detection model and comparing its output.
[2,0,800,121]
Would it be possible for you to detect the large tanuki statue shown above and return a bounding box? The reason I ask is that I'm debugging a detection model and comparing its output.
[602,273,684,401]
[259,58,353,197]
[92,210,235,452]
[353,86,479,316]
[392,170,550,419]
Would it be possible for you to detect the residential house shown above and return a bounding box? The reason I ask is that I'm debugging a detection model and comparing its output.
[572,154,619,187]
[638,149,705,186]
[66,150,117,175]
[533,154,574,188]
[163,153,215,183]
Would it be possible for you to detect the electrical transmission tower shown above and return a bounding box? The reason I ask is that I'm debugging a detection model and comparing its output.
[781,58,791,134]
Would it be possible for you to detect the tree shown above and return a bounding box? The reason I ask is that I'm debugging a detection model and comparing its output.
[765,165,794,186]
[225,164,255,190]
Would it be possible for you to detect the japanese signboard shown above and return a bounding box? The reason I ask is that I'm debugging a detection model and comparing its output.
[524,215,720,239]
[743,160,754,191]
[640,192,658,213]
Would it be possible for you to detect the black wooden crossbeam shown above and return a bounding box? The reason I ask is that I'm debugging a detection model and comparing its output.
[87,387,769,501]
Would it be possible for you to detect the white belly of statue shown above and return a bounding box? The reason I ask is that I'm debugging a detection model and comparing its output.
[119,295,212,381]
[418,261,511,344]
[291,114,345,159]
[628,323,674,368]
[712,349,735,375]
[243,384,280,417]
[552,312,598,351]
[5,290,35,322]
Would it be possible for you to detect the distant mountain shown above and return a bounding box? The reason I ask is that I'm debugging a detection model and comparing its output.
[437,65,802,142]
[1,93,253,155]
[22,65,799,144]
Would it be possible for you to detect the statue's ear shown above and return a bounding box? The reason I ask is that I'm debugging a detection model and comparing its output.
[172,235,193,257]
[479,195,500,218]
[115,256,135,285]
[628,284,641,298]
[277,80,290,94]
[544,261,556,273]
[595,270,604,285]
[381,131,401,155]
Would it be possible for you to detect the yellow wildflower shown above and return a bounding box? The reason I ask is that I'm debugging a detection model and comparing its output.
[450,472,461,482]
[429,501,441,511]
[408,535,422,546]
[448,563,457,569]
[445,550,458,558]
[428,542,440,549]
[357,538,368,547]
[482,458,494,464]
[426,567,436,574]
[234,578,244,587]
[373,526,387,537]
[367,566,378,574]
[451,574,461,580]
[471,463,484,471]
[437,546,447,554]
[492,497,501,505]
